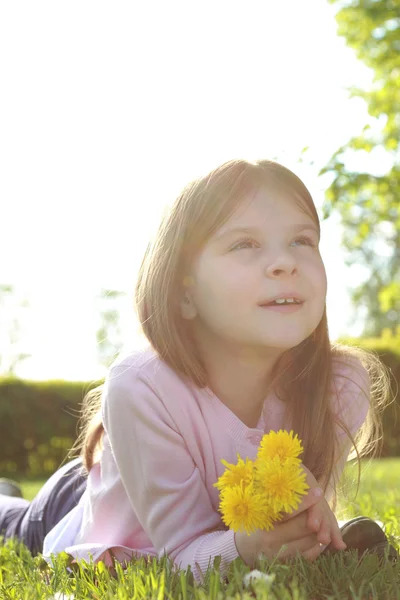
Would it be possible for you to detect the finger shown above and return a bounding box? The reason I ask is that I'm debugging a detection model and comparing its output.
[307,503,322,532]
[327,514,346,550]
[276,534,319,561]
[280,486,324,522]
[294,534,320,555]
[271,511,318,546]
[316,517,331,546]
[302,542,324,562]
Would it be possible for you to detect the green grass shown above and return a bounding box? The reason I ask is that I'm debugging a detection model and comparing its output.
[1,458,400,599]
[335,458,400,540]
[20,479,47,501]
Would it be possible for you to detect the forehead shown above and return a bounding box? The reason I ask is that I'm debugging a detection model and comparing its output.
[220,184,316,231]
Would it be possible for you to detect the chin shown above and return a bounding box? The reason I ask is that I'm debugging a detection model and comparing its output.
[260,333,311,350]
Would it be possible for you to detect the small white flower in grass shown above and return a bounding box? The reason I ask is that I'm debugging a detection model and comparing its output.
[49,593,75,600]
[243,570,275,587]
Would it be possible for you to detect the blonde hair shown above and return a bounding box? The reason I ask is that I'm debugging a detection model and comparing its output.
[70,159,392,508]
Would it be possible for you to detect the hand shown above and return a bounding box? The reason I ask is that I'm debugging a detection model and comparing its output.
[234,485,324,567]
[280,464,346,551]
[304,466,346,550]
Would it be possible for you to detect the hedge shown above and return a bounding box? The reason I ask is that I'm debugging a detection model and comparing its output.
[0,378,102,477]
[338,330,400,458]
[0,335,399,478]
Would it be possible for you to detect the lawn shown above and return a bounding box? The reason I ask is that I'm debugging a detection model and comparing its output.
[20,479,47,501]
[1,458,399,599]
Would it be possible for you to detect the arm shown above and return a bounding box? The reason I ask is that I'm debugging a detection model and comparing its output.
[294,358,371,548]
[102,369,239,583]
[326,357,371,505]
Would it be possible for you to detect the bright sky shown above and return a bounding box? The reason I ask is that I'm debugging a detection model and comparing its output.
[0,1,376,381]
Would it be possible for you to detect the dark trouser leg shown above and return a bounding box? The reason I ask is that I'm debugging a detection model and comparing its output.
[0,496,30,543]
[0,458,87,555]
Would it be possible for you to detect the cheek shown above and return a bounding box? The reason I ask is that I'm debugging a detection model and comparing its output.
[319,262,328,289]
[314,262,327,299]
[193,261,256,307]
[220,267,257,294]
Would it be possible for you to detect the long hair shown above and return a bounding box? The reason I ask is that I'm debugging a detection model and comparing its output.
[70,159,391,508]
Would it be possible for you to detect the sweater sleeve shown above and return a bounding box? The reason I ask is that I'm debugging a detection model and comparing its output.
[102,367,239,583]
[334,357,370,440]
[326,357,370,503]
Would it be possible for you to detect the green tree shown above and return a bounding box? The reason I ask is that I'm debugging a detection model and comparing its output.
[321,0,400,335]
[0,283,31,377]
[95,288,126,368]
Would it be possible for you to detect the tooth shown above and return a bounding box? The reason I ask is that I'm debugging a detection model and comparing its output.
[274,298,295,304]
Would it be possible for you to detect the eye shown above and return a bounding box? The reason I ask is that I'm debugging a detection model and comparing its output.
[292,236,318,248]
[230,238,258,251]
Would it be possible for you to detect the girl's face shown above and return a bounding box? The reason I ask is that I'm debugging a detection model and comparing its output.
[182,185,327,352]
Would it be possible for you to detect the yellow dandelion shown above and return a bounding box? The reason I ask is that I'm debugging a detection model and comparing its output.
[256,430,303,465]
[256,457,309,514]
[213,454,255,492]
[219,483,274,534]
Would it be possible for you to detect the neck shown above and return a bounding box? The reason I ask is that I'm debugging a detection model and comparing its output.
[192,324,284,428]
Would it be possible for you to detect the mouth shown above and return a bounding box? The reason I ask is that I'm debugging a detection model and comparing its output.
[259,301,305,313]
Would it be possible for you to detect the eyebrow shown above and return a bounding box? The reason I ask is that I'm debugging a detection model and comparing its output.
[214,223,320,241]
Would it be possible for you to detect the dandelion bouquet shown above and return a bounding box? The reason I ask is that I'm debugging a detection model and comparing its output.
[213,430,309,535]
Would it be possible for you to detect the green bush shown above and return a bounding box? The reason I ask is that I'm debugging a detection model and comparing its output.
[338,329,400,457]
[0,377,102,477]
[0,332,399,477]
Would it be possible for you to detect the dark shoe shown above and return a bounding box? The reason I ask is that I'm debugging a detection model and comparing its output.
[0,478,23,498]
[322,516,398,562]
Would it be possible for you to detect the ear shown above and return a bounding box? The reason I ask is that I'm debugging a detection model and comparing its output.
[180,294,197,320]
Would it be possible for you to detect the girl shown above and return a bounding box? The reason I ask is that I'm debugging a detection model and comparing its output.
[0,159,395,583]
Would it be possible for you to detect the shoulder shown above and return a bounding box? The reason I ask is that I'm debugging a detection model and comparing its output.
[332,355,370,399]
[331,353,370,435]
[102,344,200,419]
[106,344,192,395]
[107,344,164,383]
[331,353,370,395]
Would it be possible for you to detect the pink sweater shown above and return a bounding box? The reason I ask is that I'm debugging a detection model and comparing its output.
[43,345,370,583]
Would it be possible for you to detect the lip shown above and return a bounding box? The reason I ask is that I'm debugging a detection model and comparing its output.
[260,303,304,313]
[258,293,305,306]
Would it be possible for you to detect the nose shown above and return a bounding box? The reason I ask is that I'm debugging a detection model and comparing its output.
[264,250,298,278]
